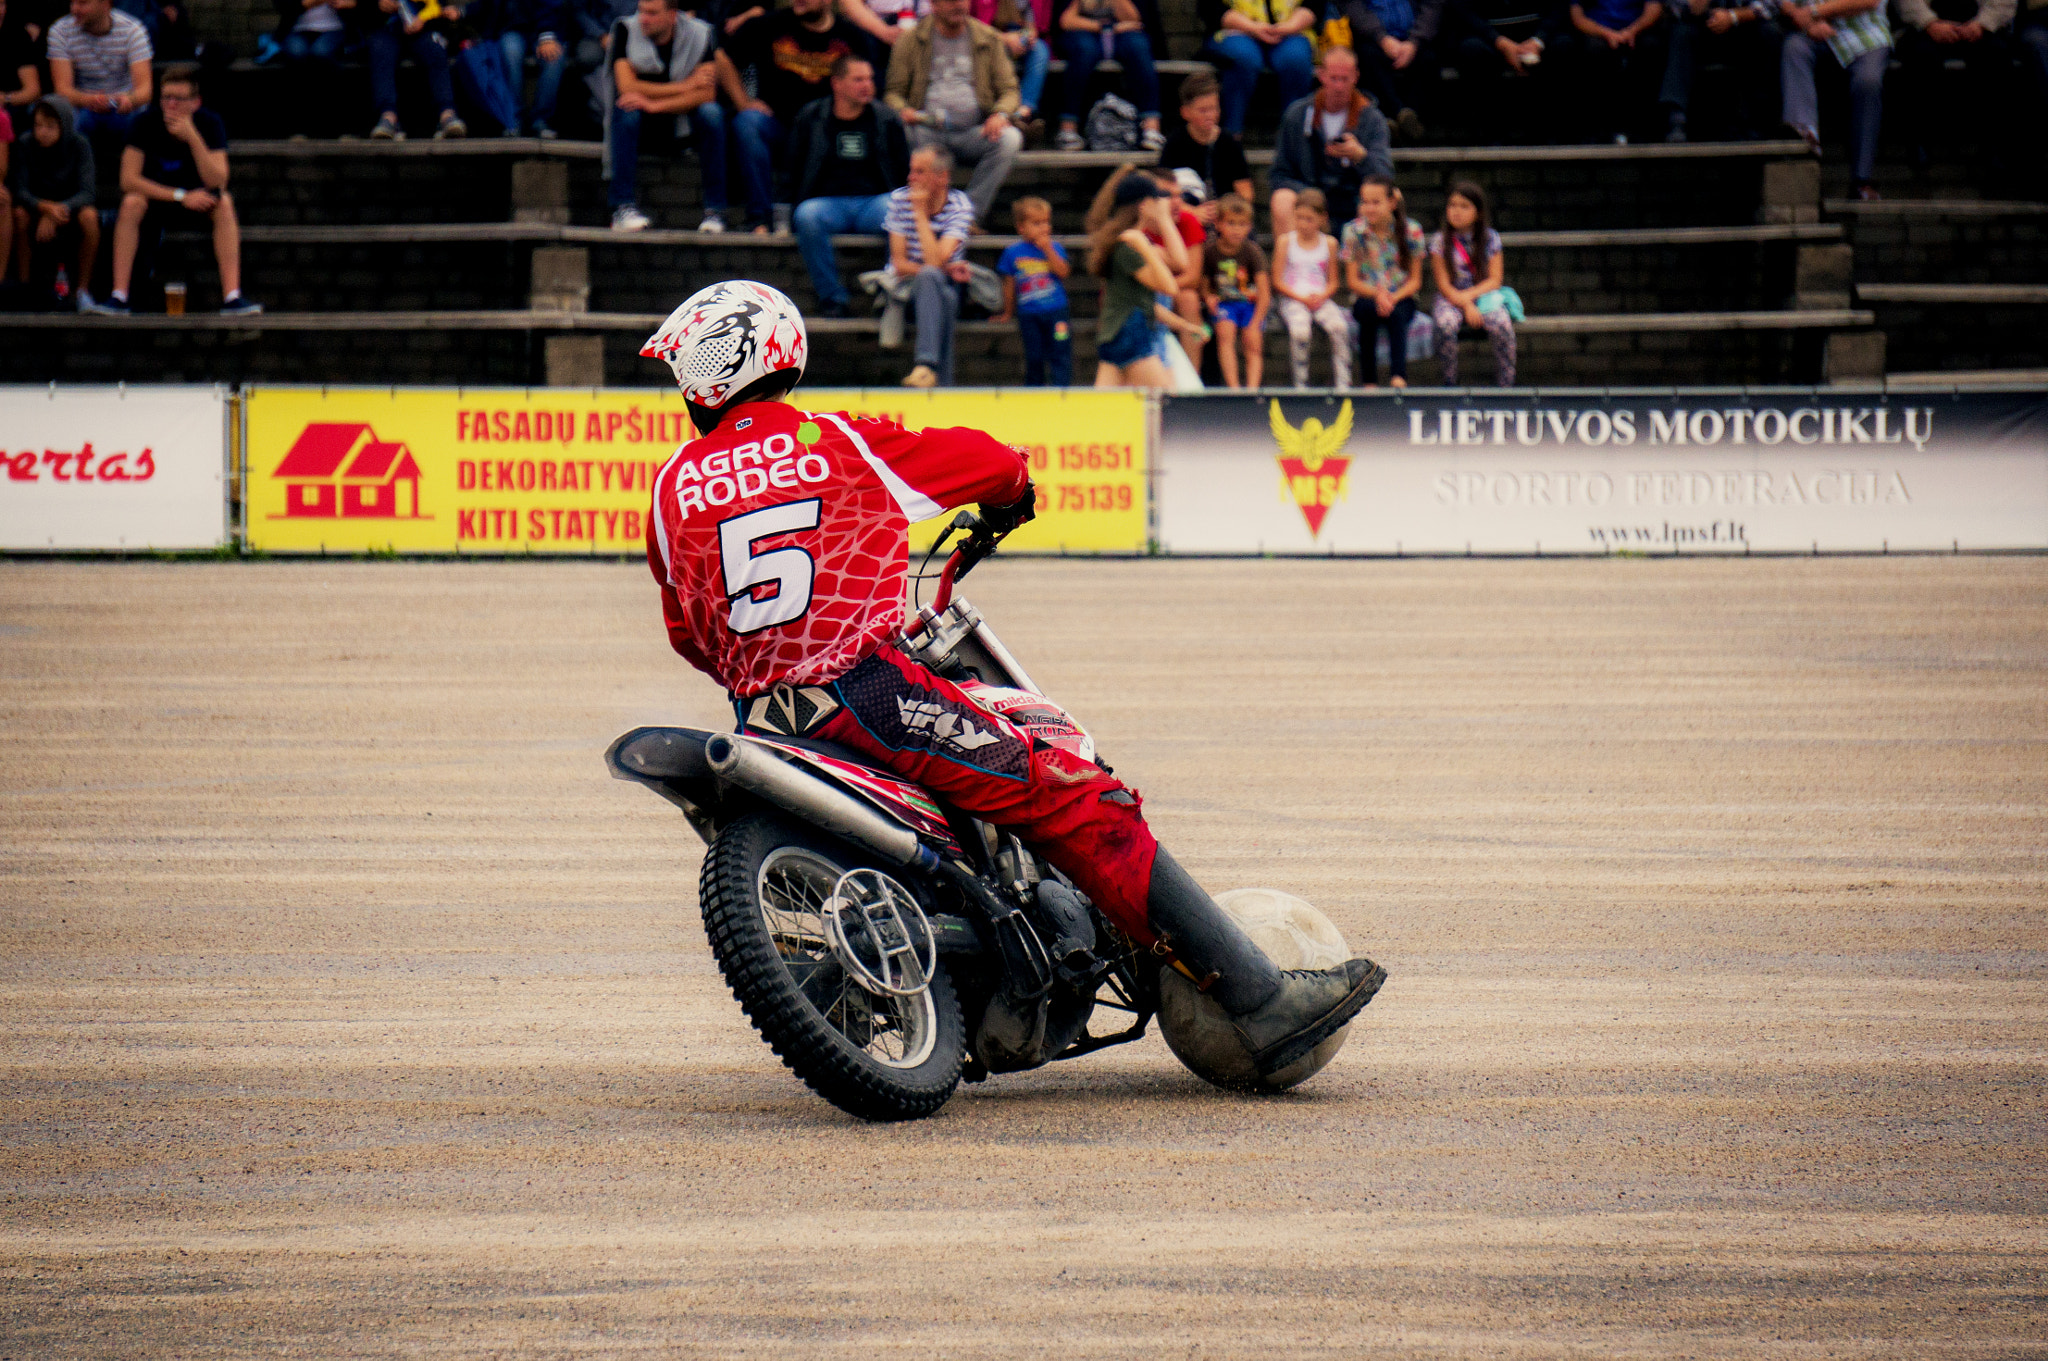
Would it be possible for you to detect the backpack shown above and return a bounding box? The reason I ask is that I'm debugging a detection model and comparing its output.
[1085,94,1140,153]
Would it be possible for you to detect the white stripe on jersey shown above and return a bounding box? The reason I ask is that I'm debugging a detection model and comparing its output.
[812,412,943,523]
[649,442,690,578]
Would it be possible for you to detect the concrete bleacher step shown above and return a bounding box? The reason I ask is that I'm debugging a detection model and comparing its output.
[222,220,1843,319]
[1,306,1871,389]
[223,137,1817,234]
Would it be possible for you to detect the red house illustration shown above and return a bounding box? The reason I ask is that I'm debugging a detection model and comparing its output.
[271,423,427,519]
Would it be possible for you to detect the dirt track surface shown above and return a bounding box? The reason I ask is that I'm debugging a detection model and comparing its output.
[2,557,2044,1358]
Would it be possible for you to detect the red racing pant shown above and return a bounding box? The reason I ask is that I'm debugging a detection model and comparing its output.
[743,645,1162,945]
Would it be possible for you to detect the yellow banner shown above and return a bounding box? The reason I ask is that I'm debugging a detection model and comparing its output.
[792,389,1149,553]
[245,386,1148,554]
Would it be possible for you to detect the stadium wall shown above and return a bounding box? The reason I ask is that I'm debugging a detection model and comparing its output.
[4,386,2043,556]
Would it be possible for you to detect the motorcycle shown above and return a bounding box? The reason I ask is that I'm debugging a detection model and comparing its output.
[605,512,1173,1122]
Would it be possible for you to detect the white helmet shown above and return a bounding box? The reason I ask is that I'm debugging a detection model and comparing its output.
[640,280,808,412]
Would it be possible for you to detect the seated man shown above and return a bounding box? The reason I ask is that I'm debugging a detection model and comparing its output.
[1333,0,1442,141]
[1268,44,1391,241]
[366,0,466,139]
[885,141,975,386]
[606,0,729,230]
[885,0,1023,222]
[87,64,262,314]
[718,0,866,233]
[1553,0,1670,142]
[790,53,909,316]
[273,0,356,139]
[1895,0,2019,164]
[1658,0,1783,141]
[9,96,103,309]
[487,0,572,137]
[1778,0,1889,200]
[47,0,153,155]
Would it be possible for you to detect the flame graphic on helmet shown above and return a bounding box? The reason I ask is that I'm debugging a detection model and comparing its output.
[643,281,807,408]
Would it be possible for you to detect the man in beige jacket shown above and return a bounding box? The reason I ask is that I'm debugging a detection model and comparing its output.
[884,0,1022,220]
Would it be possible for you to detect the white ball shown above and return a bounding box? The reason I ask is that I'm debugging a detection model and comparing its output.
[1157,889,1354,1093]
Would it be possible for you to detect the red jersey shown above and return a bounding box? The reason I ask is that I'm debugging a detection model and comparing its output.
[646,403,1029,696]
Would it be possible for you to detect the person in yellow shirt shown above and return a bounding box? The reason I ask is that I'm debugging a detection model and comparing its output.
[1199,0,1317,134]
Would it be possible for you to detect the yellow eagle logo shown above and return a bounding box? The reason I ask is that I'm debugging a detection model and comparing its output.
[1268,399,1354,536]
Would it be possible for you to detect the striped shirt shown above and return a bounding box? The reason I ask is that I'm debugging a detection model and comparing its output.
[47,11,152,94]
[883,186,976,265]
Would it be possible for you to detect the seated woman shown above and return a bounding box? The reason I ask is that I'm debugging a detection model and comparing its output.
[1199,0,1317,137]
[1055,0,1163,150]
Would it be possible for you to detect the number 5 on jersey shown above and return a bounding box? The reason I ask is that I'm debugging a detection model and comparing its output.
[719,500,821,634]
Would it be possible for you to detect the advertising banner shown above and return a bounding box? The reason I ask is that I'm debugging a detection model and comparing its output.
[803,389,1148,553]
[246,387,1148,555]
[1,385,226,551]
[1158,391,2048,554]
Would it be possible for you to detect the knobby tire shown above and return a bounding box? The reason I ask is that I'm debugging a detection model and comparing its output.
[699,812,965,1122]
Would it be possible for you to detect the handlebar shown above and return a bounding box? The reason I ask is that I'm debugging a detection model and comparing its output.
[928,511,1008,614]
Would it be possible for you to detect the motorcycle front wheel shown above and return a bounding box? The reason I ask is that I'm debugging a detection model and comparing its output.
[698,812,965,1121]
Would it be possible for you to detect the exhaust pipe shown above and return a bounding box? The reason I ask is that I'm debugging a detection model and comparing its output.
[705,733,942,873]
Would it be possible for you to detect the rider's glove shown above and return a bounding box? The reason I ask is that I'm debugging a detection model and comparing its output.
[978,485,1038,536]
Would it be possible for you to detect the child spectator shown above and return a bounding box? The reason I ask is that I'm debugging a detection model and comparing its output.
[1158,70,1254,222]
[1428,178,1515,385]
[10,98,101,309]
[1201,191,1268,389]
[1272,186,1350,389]
[1054,0,1162,151]
[1342,173,1425,387]
[993,194,1072,385]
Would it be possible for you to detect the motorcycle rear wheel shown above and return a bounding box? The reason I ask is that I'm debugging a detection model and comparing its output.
[699,812,965,1121]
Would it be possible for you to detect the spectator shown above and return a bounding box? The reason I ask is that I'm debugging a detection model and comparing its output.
[1148,163,1206,366]
[885,0,1023,222]
[972,0,1047,133]
[11,98,102,308]
[1272,185,1349,389]
[1333,0,1440,142]
[86,66,261,314]
[13,0,62,43]
[719,0,864,234]
[486,0,570,137]
[272,0,356,138]
[605,0,728,230]
[573,0,635,125]
[1554,0,1669,142]
[113,0,189,58]
[790,51,907,315]
[1054,0,1162,151]
[1087,172,1179,388]
[1200,0,1315,136]
[47,0,153,153]
[1897,0,2017,164]
[1441,0,1553,133]
[1268,45,1391,243]
[1428,178,1514,385]
[1658,0,1783,141]
[2,0,46,119]
[1159,70,1254,222]
[1779,0,1888,200]
[884,141,976,386]
[1201,191,1269,388]
[845,0,924,48]
[366,0,466,138]
[1341,172,1423,386]
[993,194,1072,385]
[2024,2,2048,164]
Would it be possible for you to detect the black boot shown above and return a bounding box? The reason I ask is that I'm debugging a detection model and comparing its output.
[1146,849,1389,1076]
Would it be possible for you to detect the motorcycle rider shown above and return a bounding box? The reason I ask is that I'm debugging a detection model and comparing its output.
[641,280,1386,1076]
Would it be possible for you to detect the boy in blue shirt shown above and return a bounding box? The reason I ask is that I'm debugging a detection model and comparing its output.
[993,195,1072,387]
